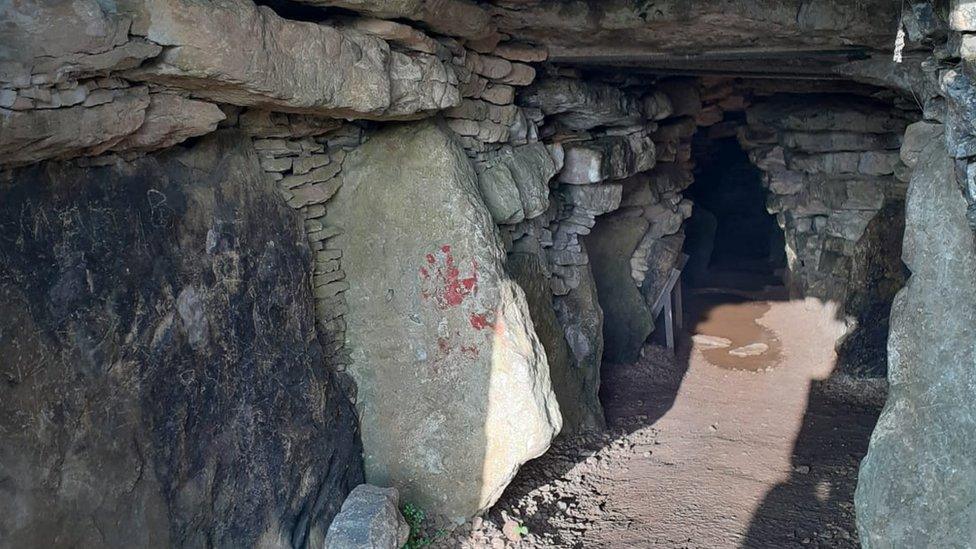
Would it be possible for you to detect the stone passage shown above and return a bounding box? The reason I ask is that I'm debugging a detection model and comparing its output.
[2,0,976,547]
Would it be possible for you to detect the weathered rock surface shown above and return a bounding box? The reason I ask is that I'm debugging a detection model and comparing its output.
[748,96,907,134]
[0,87,150,166]
[900,121,943,169]
[584,216,654,364]
[636,233,686,309]
[509,252,603,433]
[329,121,560,521]
[491,0,900,60]
[122,0,459,119]
[294,0,493,40]
[325,485,409,549]
[0,131,363,548]
[856,141,976,547]
[519,78,642,130]
[552,249,607,432]
[0,0,161,86]
[559,134,656,184]
[476,143,557,224]
[110,93,225,153]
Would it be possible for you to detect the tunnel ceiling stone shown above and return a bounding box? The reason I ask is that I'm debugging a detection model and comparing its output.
[487,0,901,76]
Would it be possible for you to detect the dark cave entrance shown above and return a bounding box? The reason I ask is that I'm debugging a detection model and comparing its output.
[683,133,785,291]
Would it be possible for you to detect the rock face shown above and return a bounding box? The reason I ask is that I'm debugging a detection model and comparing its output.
[0,0,161,86]
[0,132,363,548]
[329,121,561,521]
[325,485,409,549]
[585,217,655,364]
[551,251,607,431]
[508,252,604,433]
[0,87,151,166]
[491,0,900,60]
[855,141,976,547]
[122,0,459,119]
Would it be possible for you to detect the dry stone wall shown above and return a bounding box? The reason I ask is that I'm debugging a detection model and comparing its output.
[248,122,366,391]
[513,73,698,376]
[856,3,976,547]
[675,77,917,379]
[738,95,911,375]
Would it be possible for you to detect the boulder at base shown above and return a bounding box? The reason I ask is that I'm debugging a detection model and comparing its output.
[330,121,561,521]
[855,141,976,547]
[325,485,409,549]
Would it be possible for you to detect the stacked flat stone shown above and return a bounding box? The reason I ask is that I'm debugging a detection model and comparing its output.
[464,73,703,415]
[541,76,699,364]
[737,95,909,303]
[250,123,365,378]
[941,2,976,228]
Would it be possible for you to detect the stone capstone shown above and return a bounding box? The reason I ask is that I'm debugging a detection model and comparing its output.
[491,0,899,60]
[328,121,560,521]
[122,0,459,119]
[291,0,493,40]
[324,485,409,549]
[0,131,363,548]
[856,141,976,547]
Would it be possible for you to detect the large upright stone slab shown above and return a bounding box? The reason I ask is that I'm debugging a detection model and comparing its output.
[584,216,654,364]
[552,246,607,431]
[0,132,363,548]
[855,141,976,547]
[508,252,604,433]
[330,121,561,521]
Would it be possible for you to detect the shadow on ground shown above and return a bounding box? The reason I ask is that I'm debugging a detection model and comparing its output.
[476,263,884,548]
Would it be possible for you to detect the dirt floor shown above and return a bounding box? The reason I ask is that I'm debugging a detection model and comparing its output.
[427,280,883,549]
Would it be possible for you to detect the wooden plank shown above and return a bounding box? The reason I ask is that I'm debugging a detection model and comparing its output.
[664,290,675,351]
[674,273,683,333]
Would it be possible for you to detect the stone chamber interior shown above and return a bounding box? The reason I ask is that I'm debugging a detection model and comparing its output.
[2,1,975,548]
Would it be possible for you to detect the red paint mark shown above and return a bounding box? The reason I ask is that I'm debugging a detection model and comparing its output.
[469,313,492,331]
[418,245,479,309]
[437,337,451,353]
[460,345,479,359]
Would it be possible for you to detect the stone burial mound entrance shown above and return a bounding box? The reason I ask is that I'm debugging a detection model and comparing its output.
[2,1,974,548]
